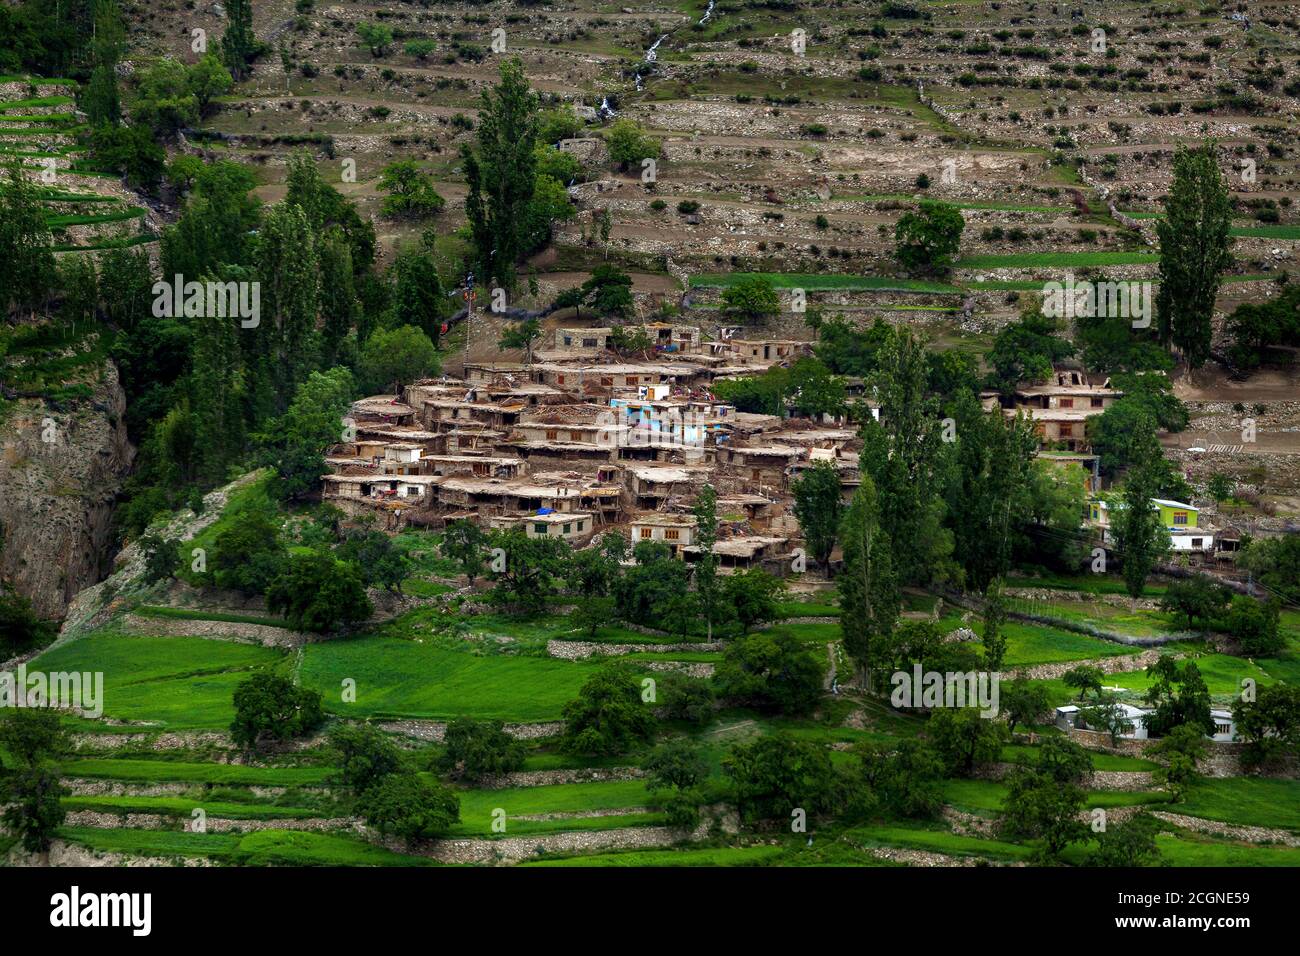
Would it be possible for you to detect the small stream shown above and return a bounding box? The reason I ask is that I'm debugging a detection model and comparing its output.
[608,1,720,110]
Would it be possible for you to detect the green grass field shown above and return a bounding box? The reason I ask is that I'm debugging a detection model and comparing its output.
[30,633,287,729]
[59,758,332,787]
[299,635,598,721]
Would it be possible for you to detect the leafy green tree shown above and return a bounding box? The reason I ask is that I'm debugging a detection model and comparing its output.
[1159,575,1231,631]
[613,541,690,627]
[999,762,1088,863]
[358,325,440,394]
[357,771,460,844]
[404,39,436,60]
[791,462,842,577]
[894,200,964,274]
[714,630,824,715]
[220,0,258,80]
[378,160,445,218]
[947,394,1038,591]
[0,708,69,768]
[537,105,583,144]
[1114,465,1171,597]
[999,679,1049,734]
[927,707,1008,777]
[318,228,358,365]
[160,158,260,279]
[724,733,839,826]
[853,739,945,820]
[498,318,542,363]
[1238,534,1300,605]
[82,0,123,126]
[131,57,199,138]
[140,534,180,585]
[1088,812,1163,867]
[656,671,715,724]
[605,118,659,169]
[337,530,411,594]
[523,173,576,253]
[0,589,57,656]
[1142,656,1214,738]
[212,509,288,594]
[838,476,899,689]
[1,762,67,860]
[722,568,786,633]
[1150,722,1209,800]
[485,528,570,615]
[462,58,539,291]
[190,298,246,487]
[1062,665,1105,701]
[98,246,154,331]
[1155,143,1232,369]
[720,275,778,322]
[257,202,320,410]
[1233,683,1300,769]
[560,664,656,755]
[390,249,444,343]
[266,551,373,632]
[1222,595,1282,657]
[261,366,356,502]
[985,305,1074,392]
[437,717,526,781]
[980,578,1009,670]
[645,739,708,828]
[859,327,953,586]
[1081,694,1134,745]
[787,358,847,418]
[327,724,403,796]
[230,671,324,749]
[356,22,394,57]
[1036,736,1092,785]
[441,520,487,585]
[188,53,233,117]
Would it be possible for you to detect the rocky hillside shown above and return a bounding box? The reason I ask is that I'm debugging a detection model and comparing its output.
[0,347,134,620]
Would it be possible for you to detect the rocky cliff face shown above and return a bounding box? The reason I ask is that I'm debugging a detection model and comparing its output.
[0,360,135,620]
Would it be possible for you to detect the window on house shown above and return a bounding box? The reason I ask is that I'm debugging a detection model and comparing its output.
[1192,538,1203,549]
[665,529,680,541]
[570,431,581,441]
[1215,722,1231,735]
[1174,512,1188,526]
[640,527,652,539]
[1060,424,1073,437]
[563,336,572,346]
[1091,397,1103,408]
[459,437,471,448]
[563,524,571,534]
[583,338,597,348]
[1059,398,1074,409]
[546,430,558,440]
[577,522,585,531]
[534,524,548,534]
[557,375,566,385]
[752,469,762,480]
[601,377,613,387]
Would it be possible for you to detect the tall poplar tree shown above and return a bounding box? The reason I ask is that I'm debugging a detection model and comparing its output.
[461,58,538,291]
[838,476,899,690]
[1155,144,1231,369]
[257,203,320,411]
[220,0,257,81]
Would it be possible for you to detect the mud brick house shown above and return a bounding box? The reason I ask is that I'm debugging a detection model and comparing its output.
[629,513,698,554]
[489,510,596,545]
[716,443,805,487]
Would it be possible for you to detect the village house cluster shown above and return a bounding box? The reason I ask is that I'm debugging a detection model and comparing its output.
[321,321,1228,571]
[321,322,857,571]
